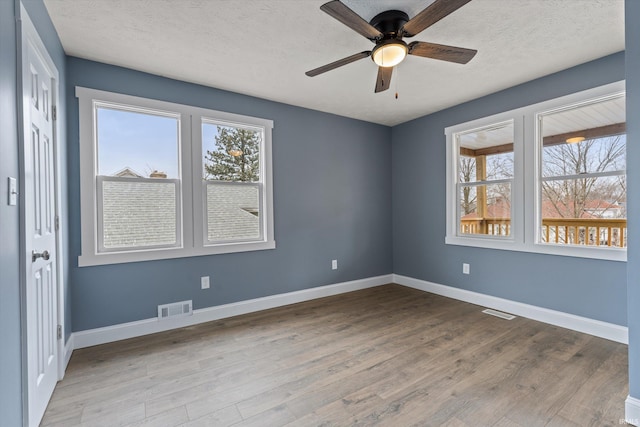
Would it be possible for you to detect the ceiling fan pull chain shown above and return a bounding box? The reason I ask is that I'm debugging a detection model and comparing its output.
[395,66,399,99]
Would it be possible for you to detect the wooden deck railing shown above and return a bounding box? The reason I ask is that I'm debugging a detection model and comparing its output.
[460,218,627,248]
[460,218,511,237]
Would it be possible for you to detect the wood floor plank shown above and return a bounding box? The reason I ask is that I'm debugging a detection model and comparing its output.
[179,405,242,427]
[39,406,83,427]
[555,344,628,426]
[493,417,525,427]
[125,406,189,427]
[79,400,145,426]
[544,414,583,427]
[41,285,628,427]
[282,399,352,427]
[502,335,622,426]
[232,404,296,427]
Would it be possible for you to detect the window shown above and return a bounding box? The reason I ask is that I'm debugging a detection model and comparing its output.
[446,81,625,261]
[95,105,181,252]
[202,121,263,244]
[457,120,514,238]
[77,87,274,266]
[537,94,626,249]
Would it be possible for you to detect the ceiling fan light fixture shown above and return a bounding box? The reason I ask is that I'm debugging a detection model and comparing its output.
[372,40,408,67]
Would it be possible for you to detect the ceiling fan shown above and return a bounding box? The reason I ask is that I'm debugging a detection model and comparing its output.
[306,0,477,93]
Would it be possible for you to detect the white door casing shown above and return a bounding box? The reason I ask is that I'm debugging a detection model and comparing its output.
[20,6,62,426]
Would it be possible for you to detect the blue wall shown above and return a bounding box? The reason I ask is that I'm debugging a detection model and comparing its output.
[625,0,640,402]
[391,52,627,326]
[66,58,393,331]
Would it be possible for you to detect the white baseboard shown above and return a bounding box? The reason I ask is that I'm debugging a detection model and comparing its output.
[57,334,74,381]
[72,272,628,348]
[72,274,393,349]
[63,335,74,370]
[392,274,628,344]
[627,396,640,426]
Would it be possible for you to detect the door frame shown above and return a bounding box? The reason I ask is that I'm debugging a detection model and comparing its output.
[17,3,66,426]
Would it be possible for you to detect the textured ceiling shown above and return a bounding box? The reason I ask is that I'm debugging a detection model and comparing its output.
[43,0,624,126]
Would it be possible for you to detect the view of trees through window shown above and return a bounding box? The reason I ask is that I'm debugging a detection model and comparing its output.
[459,152,513,217]
[203,125,261,182]
[457,121,514,237]
[541,135,626,219]
[539,95,626,247]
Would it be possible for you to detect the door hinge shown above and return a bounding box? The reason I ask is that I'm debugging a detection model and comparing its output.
[52,105,57,121]
[55,215,60,231]
[57,325,62,340]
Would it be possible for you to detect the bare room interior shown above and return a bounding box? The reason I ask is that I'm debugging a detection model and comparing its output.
[1,0,639,426]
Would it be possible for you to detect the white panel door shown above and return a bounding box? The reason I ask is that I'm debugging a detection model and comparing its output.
[22,19,59,427]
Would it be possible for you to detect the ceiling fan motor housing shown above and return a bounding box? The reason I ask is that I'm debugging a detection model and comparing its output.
[370,10,410,67]
[369,10,410,39]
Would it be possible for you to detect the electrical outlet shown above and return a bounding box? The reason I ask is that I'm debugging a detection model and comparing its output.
[201,276,210,289]
[332,259,338,270]
[463,263,470,275]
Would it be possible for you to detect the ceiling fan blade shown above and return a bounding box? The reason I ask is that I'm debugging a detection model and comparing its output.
[320,0,383,40]
[375,66,393,93]
[306,51,371,77]
[408,41,477,64]
[401,0,473,37]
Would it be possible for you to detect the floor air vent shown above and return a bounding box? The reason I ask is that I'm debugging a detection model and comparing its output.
[158,300,193,320]
[482,308,516,320]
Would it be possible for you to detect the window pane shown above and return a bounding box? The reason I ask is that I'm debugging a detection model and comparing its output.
[102,180,177,249]
[459,183,511,237]
[539,94,626,248]
[202,122,261,182]
[206,183,260,242]
[542,135,626,177]
[457,121,514,183]
[540,96,626,177]
[97,107,180,178]
[541,176,626,247]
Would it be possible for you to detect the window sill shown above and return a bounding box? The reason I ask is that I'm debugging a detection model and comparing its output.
[445,236,626,262]
[78,240,276,267]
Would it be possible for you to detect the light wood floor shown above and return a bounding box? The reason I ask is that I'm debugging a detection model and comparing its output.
[41,284,628,427]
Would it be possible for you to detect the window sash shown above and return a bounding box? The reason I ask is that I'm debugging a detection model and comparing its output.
[457,177,513,187]
[540,169,625,182]
[203,181,264,245]
[457,180,513,239]
[96,176,182,253]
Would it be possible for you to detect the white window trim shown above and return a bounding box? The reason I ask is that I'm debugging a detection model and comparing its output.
[76,86,275,266]
[445,81,626,262]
